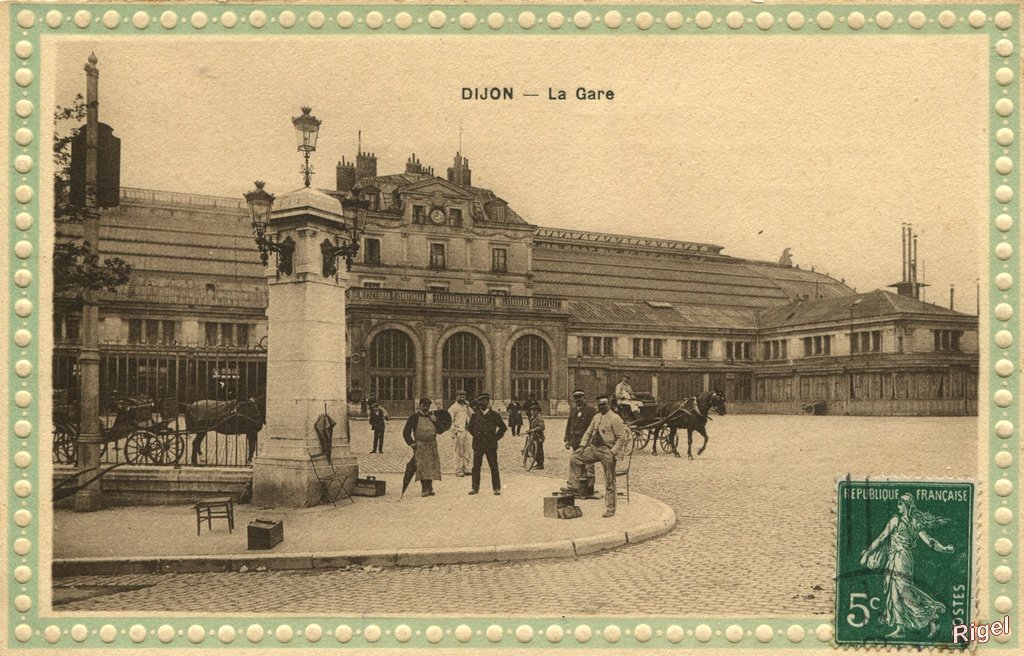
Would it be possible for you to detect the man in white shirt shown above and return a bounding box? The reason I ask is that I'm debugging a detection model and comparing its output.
[561,395,628,517]
[447,390,473,477]
[614,375,640,421]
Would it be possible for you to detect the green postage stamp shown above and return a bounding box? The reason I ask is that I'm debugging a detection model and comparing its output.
[836,480,975,648]
[2,1,1020,654]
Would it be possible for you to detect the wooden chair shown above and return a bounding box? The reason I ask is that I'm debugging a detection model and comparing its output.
[615,446,633,503]
[194,497,234,535]
[309,448,353,507]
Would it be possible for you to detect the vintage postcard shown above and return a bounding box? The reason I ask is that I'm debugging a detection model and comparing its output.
[1,1,1019,654]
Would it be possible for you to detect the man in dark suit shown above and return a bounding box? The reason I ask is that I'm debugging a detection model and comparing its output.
[467,392,507,495]
[564,389,597,489]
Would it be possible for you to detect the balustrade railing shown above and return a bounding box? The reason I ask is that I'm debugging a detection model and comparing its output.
[347,287,564,311]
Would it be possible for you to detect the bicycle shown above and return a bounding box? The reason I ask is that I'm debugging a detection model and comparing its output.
[522,431,542,471]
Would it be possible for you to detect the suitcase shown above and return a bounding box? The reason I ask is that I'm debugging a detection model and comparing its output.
[247,518,283,550]
[353,476,387,497]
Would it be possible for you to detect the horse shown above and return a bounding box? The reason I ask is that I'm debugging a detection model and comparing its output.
[185,397,265,465]
[656,390,727,459]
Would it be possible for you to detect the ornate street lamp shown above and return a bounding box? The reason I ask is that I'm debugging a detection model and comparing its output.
[245,180,295,274]
[292,106,322,188]
[321,196,370,277]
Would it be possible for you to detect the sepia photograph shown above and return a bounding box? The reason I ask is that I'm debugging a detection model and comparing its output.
[3,4,1014,652]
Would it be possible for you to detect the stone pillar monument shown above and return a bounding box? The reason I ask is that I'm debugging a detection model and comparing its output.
[252,187,358,507]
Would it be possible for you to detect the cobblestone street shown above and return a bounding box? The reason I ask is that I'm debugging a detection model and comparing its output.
[54,415,975,616]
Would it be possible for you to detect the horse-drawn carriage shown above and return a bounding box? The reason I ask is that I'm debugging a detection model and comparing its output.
[613,390,728,459]
[52,390,264,467]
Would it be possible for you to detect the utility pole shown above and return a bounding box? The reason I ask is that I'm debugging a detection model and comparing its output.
[75,53,103,511]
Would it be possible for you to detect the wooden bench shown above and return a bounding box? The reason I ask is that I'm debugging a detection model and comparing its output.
[194,497,234,535]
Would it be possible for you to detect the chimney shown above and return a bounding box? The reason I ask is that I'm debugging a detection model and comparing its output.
[336,155,356,192]
[949,284,955,310]
[405,153,426,174]
[446,151,472,186]
[354,130,376,181]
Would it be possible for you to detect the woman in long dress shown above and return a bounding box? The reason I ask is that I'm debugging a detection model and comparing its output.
[859,493,955,638]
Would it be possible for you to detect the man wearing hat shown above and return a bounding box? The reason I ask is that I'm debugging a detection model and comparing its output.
[467,392,507,495]
[402,398,443,496]
[447,390,473,477]
[615,375,640,422]
[564,389,597,482]
[562,394,628,517]
[368,399,389,454]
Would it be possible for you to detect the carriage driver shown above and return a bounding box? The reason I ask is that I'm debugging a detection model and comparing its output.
[561,394,628,518]
[615,375,641,422]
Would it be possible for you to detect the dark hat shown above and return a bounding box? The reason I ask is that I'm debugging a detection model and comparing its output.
[418,397,432,405]
[476,392,491,401]
[572,389,586,397]
[596,394,611,402]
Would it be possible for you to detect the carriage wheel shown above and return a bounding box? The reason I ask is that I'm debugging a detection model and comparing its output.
[658,427,676,454]
[123,430,160,465]
[523,439,538,471]
[631,427,650,451]
[52,423,79,464]
[169,434,187,465]
[149,431,185,465]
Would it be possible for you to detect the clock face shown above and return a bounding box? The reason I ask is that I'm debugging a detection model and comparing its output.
[429,208,446,225]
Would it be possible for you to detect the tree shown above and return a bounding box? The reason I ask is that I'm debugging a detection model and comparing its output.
[53,94,132,303]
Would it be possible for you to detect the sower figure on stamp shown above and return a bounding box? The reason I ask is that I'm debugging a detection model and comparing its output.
[402,398,443,497]
[859,493,955,639]
[447,390,473,477]
[368,400,388,454]
[468,392,507,495]
[564,389,597,485]
[562,394,628,517]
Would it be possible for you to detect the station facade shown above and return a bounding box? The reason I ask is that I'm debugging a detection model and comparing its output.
[54,149,979,416]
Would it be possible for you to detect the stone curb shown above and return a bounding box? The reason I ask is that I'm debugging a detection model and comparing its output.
[53,500,676,577]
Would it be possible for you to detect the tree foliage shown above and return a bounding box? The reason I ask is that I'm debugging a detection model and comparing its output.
[54,95,132,301]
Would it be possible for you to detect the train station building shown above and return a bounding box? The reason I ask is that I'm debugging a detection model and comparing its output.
[54,148,979,417]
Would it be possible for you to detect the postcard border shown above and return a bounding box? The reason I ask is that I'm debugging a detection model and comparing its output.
[5,3,1020,650]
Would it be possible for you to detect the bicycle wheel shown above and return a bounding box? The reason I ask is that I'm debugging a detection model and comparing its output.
[523,439,537,471]
[52,422,79,464]
[123,429,160,465]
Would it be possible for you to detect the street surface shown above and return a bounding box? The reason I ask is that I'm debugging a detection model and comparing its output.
[54,415,976,616]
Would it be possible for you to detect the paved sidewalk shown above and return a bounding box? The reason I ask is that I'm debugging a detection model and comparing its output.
[53,471,674,575]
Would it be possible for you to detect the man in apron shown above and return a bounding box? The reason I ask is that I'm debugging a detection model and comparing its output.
[402,398,443,496]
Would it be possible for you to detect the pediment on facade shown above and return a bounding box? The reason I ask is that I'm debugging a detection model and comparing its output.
[399,178,475,201]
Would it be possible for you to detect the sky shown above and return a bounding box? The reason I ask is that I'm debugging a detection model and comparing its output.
[51,35,987,308]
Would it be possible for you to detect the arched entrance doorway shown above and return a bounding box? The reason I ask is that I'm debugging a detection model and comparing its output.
[511,334,551,413]
[442,332,486,404]
[368,329,416,415]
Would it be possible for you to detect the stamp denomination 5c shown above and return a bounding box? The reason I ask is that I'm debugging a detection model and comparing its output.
[836,480,974,648]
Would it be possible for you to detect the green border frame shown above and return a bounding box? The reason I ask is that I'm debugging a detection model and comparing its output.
[5,3,1020,650]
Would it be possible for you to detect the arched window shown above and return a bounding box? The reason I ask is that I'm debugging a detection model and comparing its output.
[511,335,551,408]
[442,332,486,403]
[368,330,415,405]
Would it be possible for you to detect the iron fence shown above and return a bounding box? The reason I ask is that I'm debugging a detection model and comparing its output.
[52,345,266,468]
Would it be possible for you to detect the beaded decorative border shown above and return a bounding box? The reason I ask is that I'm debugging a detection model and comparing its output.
[5,3,1019,650]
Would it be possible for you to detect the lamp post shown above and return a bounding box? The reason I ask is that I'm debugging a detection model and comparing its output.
[321,197,369,277]
[246,107,359,507]
[292,106,321,187]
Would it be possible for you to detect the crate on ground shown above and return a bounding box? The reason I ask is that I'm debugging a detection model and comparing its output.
[543,493,576,518]
[353,476,386,497]
[247,518,284,550]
